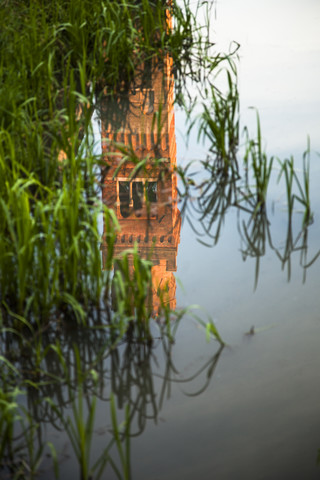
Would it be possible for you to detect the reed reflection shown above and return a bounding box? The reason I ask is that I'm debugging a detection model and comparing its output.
[181,154,320,287]
[0,311,223,479]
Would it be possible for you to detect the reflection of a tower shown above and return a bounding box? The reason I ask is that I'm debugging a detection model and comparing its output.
[100,54,181,315]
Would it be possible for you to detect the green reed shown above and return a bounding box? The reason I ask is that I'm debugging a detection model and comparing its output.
[49,358,99,480]
[109,393,131,480]
[243,110,274,212]
[0,386,21,464]
[44,342,134,480]
[277,139,313,228]
[0,375,51,479]
[0,0,220,326]
[190,60,240,177]
[111,245,154,341]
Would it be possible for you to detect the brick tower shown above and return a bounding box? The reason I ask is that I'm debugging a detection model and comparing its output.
[100,52,181,316]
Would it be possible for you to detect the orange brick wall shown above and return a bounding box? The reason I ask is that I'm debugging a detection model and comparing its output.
[100,49,181,316]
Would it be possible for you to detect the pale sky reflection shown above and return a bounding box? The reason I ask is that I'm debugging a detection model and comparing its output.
[212,0,320,154]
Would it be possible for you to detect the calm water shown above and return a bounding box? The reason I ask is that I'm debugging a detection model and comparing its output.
[134,1,320,478]
[17,1,320,479]
[157,2,320,478]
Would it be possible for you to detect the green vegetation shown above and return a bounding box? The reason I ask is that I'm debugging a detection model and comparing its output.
[0,0,202,321]
[0,0,226,476]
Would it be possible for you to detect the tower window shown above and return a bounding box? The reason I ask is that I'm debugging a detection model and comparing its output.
[119,181,130,218]
[118,180,158,218]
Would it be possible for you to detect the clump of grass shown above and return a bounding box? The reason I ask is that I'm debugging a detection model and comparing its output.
[0,0,224,326]
[0,386,22,464]
[0,162,112,322]
[277,138,313,228]
[111,245,155,342]
[238,208,272,289]
[109,393,131,480]
[189,57,240,177]
[46,349,108,480]
[243,110,274,212]
[0,377,52,479]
